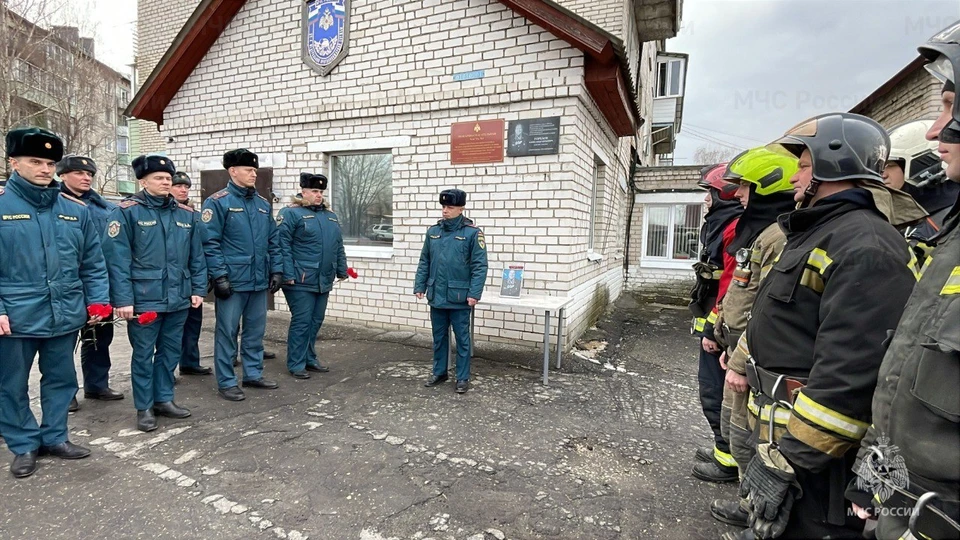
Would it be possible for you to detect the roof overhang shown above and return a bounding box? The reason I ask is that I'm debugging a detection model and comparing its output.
[127,0,641,136]
[125,0,246,124]
[633,0,683,41]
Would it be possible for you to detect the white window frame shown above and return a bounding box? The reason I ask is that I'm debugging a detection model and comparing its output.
[656,58,684,98]
[309,137,409,260]
[637,192,705,270]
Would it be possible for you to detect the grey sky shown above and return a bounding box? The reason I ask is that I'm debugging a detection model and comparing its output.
[667,0,960,164]
[82,0,136,76]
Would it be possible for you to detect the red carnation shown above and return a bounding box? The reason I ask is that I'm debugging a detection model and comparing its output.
[87,304,113,319]
[347,267,358,279]
[137,312,158,325]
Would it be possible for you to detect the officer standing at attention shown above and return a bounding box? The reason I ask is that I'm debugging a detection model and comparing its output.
[201,149,283,401]
[103,156,207,432]
[57,154,124,410]
[414,189,488,394]
[277,173,347,379]
[729,114,924,540]
[849,22,960,540]
[0,127,110,478]
[170,171,212,376]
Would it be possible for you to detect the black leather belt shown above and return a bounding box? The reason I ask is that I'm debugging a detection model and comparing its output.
[745,360,807,406]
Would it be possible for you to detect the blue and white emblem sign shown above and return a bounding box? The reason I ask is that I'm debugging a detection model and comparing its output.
[303,0,349,76]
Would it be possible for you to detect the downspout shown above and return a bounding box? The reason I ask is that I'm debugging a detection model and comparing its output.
[623,146,641,276]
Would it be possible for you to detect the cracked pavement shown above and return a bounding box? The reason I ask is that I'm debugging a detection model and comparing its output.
[1,293,739,539]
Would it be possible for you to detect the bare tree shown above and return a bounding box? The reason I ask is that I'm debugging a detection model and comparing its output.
[1,0,121,187]
[330,154,392,239]
[692,145,740,165]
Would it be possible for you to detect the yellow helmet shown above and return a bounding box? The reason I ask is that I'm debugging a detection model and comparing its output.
[721,146,799,196]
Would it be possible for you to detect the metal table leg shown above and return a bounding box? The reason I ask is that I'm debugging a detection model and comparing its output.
[543,310,551,385]
[556,308,564,369]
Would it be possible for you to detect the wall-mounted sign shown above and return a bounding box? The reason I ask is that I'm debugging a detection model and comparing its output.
[451,120,504,165]
[453,70,485,82]
[303,0,350,77]
[506,117,561,157]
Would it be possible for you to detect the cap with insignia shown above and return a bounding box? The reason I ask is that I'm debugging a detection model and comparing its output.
[223,148,259,169]
[6,127,64,161]
[56,154,97,176]
[172,171,191,187]
[439,188,467,207]
[132,154,176,180]
[299,172,328,190]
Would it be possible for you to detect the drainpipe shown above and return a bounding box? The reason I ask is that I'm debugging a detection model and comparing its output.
[623,146,641,277]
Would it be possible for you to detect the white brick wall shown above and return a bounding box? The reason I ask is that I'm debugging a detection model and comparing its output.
[141,0,658,349]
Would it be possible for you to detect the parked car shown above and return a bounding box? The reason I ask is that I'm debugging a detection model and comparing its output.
[369,224,393,241]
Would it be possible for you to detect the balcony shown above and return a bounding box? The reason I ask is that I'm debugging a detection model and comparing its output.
[117,125,129,137]
[651,53,687,155]
[633,0,683,41]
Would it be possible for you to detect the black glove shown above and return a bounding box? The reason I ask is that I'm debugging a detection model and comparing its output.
[213,276,233,299]
[740,444,801,539]
[269,273,283,294]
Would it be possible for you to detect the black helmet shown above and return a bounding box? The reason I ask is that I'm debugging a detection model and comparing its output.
[919,21,960,122]
[771,112,889,184]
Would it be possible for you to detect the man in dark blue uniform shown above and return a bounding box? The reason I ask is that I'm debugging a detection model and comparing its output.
[103,156,207,432]
[0,127,110,478]
[414,189,488,394]
[58,155,124,411]
[170,171,211,376]
[277,173,347,379]
[201,149,283,401]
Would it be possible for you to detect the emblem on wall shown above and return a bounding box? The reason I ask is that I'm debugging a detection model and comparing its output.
[303,0,350,76]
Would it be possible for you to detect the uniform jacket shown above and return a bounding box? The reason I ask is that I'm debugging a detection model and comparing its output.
[414,215,488,310]
[700,218,738,339]
[61,184,116,244]
[746,189,917,473]
[715,222,787,359]
[855,196,960,529]
[102,191,207,313]
[276,197,347,293]
[200,181,282,293]
[0,173,109,337]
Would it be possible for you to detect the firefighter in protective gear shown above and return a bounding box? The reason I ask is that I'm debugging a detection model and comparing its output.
[730,112,925,540]
[707,146,798,529]
[690,163,742,483]
[849,22,960,540]
[885,118,960,266]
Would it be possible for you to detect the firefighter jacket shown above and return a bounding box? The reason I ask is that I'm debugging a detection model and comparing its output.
[276,197,347,294]
[714,222,787,358]
[746,189,917,470]
[413,215,488,310]
[693,218,738,338]
[200,181,283,293]
[102,191,207,313]
[0,173,109,337]
[854,197,960,535]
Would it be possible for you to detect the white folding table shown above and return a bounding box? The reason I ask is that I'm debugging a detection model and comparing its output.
[449,295,573,385]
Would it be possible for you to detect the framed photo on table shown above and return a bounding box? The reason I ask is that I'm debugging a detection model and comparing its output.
[500,264,524,298]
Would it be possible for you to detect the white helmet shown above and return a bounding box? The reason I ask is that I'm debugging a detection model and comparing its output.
[887,119,945,185]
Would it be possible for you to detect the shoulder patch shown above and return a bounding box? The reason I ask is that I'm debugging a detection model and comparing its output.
[59,192,87,206]
[201,208,214,223]
[178,203,195,212]
[211,190,229,200]
[119,200,139,209]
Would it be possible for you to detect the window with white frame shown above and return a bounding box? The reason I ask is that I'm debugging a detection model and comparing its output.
[643,203,703,261]
[116,135,129,154]
[656,58,684,98]
[330,153,393,247]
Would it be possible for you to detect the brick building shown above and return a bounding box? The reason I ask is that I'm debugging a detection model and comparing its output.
[850,56,943,128]
[127,0,684,350]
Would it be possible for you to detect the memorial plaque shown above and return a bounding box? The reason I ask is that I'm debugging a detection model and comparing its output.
[506,117,561,157]
[451,120,504,165]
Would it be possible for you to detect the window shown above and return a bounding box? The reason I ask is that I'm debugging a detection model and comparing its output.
[117,136,129,154]
[117,166,135,195]
[656,58,684,98]
[644,203,703,261]
[589,160,605,251]
[330,153,393,247]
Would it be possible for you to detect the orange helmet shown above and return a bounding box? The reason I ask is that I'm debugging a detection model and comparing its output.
[697,162,738,200]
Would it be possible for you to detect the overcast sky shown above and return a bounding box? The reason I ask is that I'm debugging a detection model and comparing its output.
[73,0,959,163]
[667,0,959,164]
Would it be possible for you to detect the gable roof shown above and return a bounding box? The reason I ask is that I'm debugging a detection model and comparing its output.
[127,0,640,136]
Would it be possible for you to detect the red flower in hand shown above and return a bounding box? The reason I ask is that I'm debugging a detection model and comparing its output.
[347,267,359,279]
[137,312,158,325]
[87,304,113,319]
